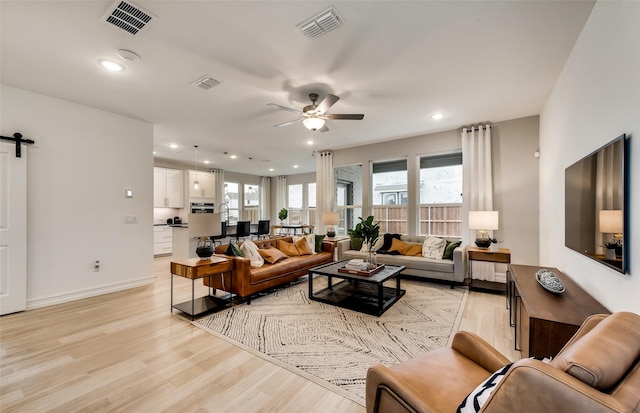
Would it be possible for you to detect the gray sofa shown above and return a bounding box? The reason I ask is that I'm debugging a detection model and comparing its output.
[336,235,468,285]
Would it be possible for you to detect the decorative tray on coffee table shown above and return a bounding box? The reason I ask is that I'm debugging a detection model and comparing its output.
[338,263,386,276]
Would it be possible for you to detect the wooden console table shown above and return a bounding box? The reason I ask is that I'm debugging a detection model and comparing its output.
[170,256,233,320]
[508,264,609,358]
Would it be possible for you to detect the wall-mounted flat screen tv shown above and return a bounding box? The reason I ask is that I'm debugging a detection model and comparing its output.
[565,134,629,273]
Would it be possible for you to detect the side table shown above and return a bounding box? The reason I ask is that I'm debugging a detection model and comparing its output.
[170,256,233,320]
[468,247,511,292]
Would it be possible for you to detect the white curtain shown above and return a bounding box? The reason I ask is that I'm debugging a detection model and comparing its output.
[595,143,623,252]
[260,176,271,221]
[316,151,334,234]
[211,169,225,210]
[276,176,287,223]
[462,124,496,281]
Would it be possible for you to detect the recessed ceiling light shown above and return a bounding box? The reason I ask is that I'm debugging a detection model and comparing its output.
[307,139,315,145]
[204,160,210,164]
[269,168,274,172]
[152,151,156,155]
[230,155,237,159]
[169,143,178,149]
[431,113,445,120]
[293,165,299,169]
[98,59,124,72]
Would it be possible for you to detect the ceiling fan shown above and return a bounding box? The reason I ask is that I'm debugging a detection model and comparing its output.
[267,93,364,132]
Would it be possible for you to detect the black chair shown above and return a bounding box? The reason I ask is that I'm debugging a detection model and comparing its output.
[235,221,251,243]
[251,220,270,240]
[211,221,227,246]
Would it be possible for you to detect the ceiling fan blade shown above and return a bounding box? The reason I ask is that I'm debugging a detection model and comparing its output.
[267,103,303,115]
[322,114,364,120]
[274,118,303,127]
[316,94,339,113]
[318,124,330,133]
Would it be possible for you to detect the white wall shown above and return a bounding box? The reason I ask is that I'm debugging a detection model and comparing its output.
[540,1,640,313]
[332,116,540,265]
[1,85,155,309]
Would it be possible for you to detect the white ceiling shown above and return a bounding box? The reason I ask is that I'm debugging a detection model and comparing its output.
[1,0,595,176]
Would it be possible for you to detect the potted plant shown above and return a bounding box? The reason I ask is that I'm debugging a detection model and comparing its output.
[358,216,380,268]
[602,240,619,260]
[347,221,364,251]
[278,208,288,225]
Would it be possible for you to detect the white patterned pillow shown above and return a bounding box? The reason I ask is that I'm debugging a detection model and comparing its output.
[293,234,317,254]
[457,357,551,413]
[422,236,446,259]
[240,239,264,267]
[360,237,384,252]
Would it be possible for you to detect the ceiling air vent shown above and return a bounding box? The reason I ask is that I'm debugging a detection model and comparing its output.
[103,1,155,36]
[298,7,343,39]
[192,75,222,90]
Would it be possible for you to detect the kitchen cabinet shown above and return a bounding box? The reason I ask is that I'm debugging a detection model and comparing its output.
[186,170,216,200]
[154,225,173,255]
[154,168,184,208]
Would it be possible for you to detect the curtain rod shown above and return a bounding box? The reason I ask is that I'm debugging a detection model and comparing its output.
[461,126,490,132]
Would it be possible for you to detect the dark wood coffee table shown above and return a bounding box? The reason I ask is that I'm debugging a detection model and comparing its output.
[308,261,406,316]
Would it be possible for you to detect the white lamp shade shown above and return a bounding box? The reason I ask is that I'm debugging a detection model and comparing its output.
[469,211,499,230]
[188,213,222,238]
[599,210,623,234]
[303,117,325,131]
[322,212,339,226]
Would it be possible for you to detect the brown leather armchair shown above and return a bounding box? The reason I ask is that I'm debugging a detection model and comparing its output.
[366,312,640,413]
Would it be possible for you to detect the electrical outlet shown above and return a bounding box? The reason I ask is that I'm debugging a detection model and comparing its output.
[94,260,100,272]
[125,216,137,224]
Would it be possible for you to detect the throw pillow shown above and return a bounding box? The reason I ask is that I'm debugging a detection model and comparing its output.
[292,234,316,254]
[388,238,422,256]
[225,242,245,257]
[215,244,227,255]
[258,247,288,264]
[456,363,512,413]
[294,237,313,255]
[360,237,384,253]
[315,234,325,253]
[422,236,446,259]
[240,239,264,268]
[443,241,462,260]
[380,233,402,251]
[457,357,550,413]
[277,239,300,256]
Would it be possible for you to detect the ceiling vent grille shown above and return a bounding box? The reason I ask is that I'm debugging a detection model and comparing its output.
[298,7,343,39]
[103,1,155,36]
[192,75,222,90]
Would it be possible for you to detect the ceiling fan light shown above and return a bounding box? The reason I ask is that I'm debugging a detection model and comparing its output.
[303,117,325,131]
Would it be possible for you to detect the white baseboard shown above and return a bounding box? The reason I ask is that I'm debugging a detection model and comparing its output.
[26,276,156,310]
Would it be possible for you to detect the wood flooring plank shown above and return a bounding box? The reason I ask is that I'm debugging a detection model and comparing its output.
[0,256,519,412]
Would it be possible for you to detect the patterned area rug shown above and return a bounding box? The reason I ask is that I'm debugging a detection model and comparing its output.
[193,277,467,406]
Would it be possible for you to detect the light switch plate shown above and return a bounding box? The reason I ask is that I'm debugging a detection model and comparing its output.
[124,189,134,198]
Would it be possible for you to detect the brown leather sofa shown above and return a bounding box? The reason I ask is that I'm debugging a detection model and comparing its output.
[204,236,334,303]
[366,312,640,413]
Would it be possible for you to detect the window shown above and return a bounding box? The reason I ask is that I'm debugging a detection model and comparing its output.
[335,165,362,236]
[224,182,239,225]
[307,182,316,227]
[419,153,462,237]
[288,184,303,224]
[372,160,408,234]
[243,184,260,223]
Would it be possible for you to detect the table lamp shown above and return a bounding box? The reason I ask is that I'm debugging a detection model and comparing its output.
[323,212,339,238]
[469,211,499,249]
[599,209,623,258]
[188,213,222,259]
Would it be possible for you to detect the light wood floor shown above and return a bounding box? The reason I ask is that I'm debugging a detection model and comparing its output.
[0,257,519,412]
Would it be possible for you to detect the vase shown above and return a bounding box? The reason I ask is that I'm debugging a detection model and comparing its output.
[605,248,616,260]
[367,251,377,269]
[195,237,214,259]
